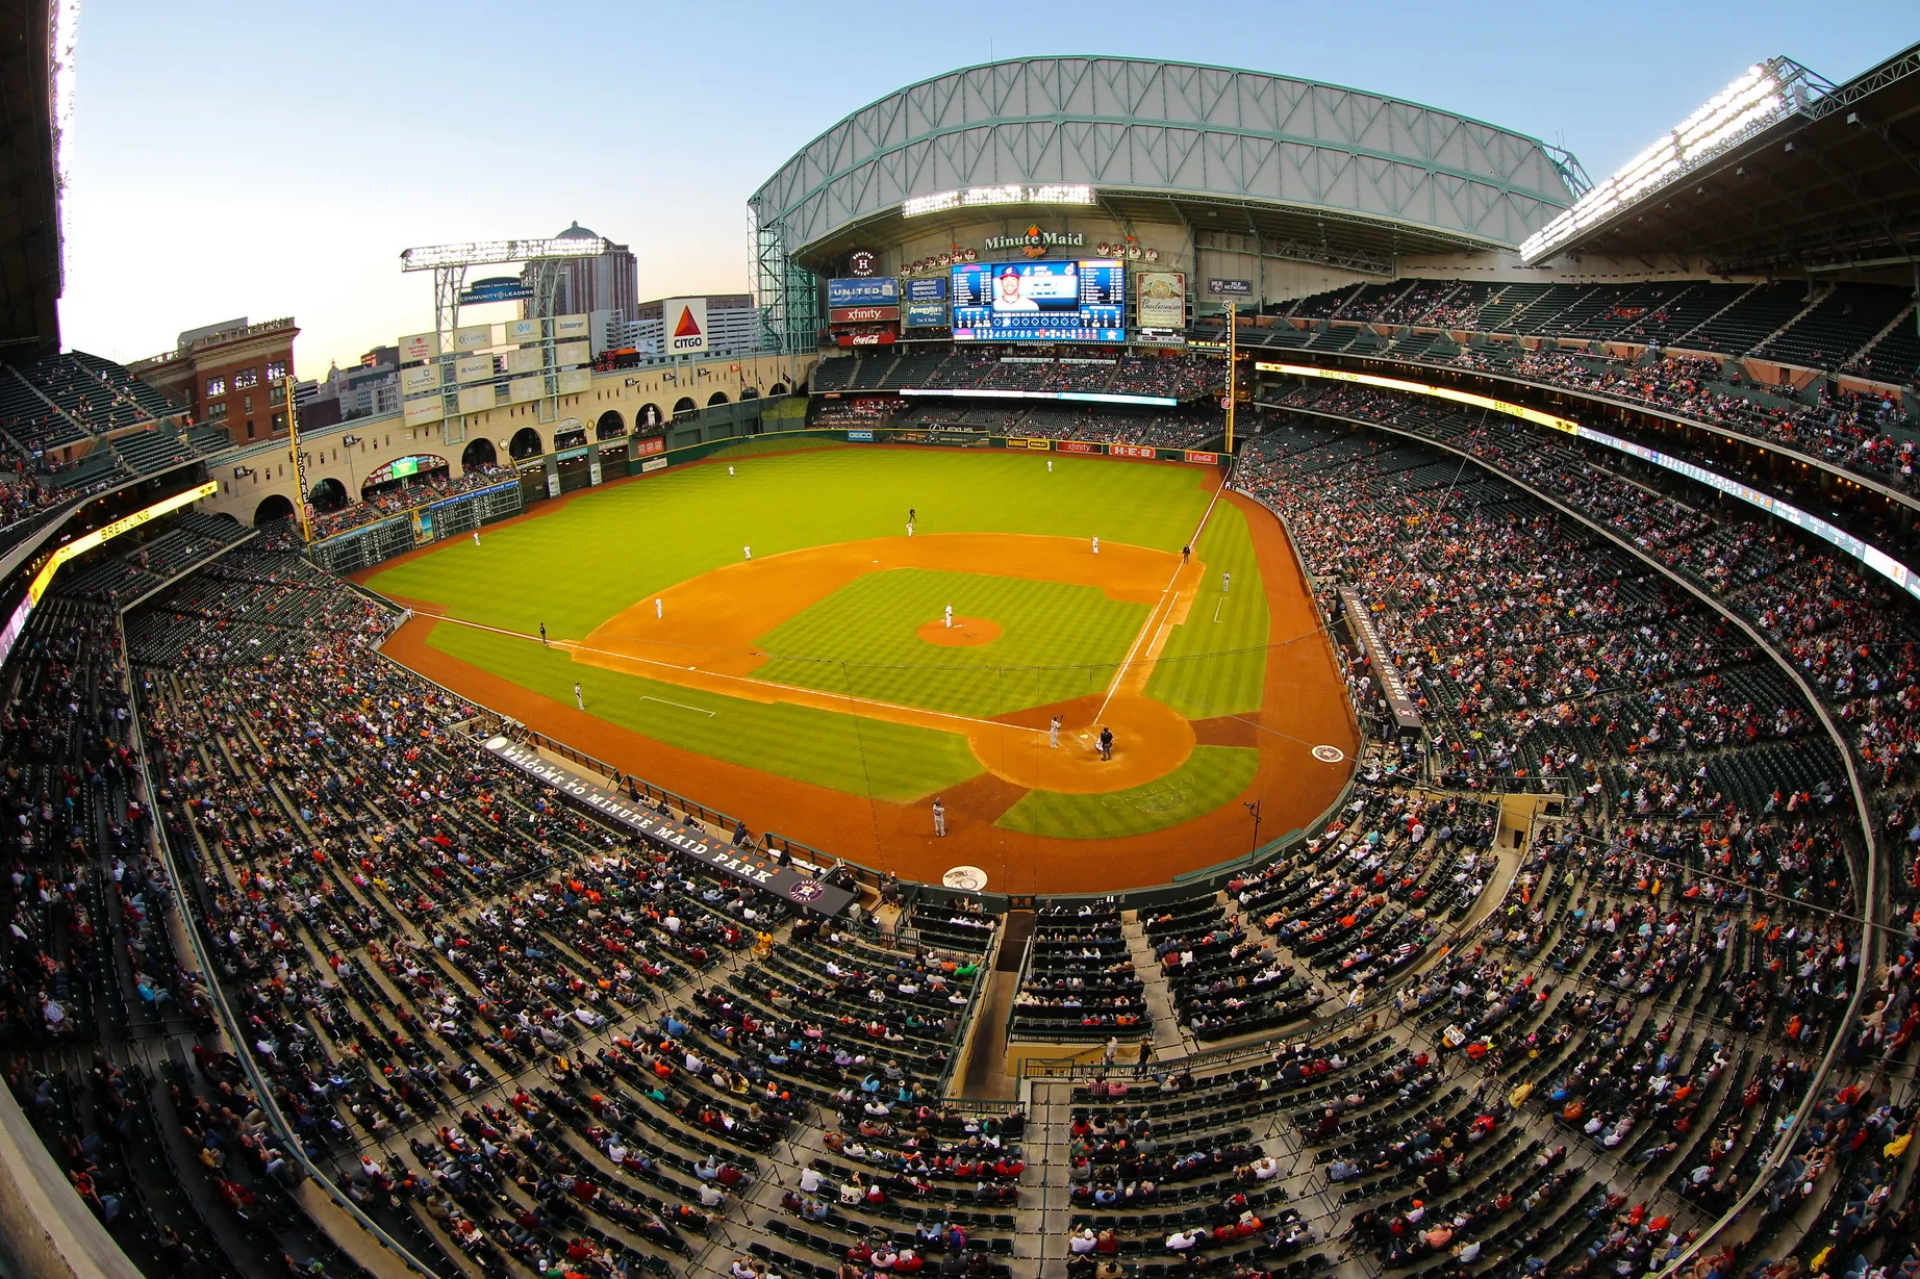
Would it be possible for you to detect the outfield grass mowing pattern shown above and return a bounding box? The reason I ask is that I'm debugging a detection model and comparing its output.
[993,744,1259,839]
[366,449,1212,642]
[752,568,1144,718]
[426,622,982,802]
[1144,499,1269,720]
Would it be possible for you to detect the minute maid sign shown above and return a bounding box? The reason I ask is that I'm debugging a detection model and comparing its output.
[983,225,1085,258]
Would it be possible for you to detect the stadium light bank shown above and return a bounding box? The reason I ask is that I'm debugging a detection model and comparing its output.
[902,184,1095,218]
[400,236,609,271]
[1519,58,1816,264]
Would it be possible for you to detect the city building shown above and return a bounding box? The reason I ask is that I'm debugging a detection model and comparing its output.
[532,221,638,318]
[128,315,298,442]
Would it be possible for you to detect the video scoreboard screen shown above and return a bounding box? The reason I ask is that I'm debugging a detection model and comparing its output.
[950,260,1125,342]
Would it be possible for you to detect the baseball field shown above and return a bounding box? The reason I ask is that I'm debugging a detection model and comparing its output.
[362,438,1356,893]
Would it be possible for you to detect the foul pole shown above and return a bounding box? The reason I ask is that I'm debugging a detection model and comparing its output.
[1224,301,1237,455]
[283,375,313,544]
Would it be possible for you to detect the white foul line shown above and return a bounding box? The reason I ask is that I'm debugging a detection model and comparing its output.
[1093,476,1228,723]
[640,696,716,717]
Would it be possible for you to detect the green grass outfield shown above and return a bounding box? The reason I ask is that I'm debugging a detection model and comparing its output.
[370,446,1275,837]
[1144,498,1268,720]
[370,446,1215,639]
[753,568,1145,717]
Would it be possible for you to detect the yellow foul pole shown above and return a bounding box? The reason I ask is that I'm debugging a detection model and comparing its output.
[283,375,313,545]
[1224,301,1237,456]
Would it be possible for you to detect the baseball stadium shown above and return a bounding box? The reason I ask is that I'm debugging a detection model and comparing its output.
[4,13,1920,1279]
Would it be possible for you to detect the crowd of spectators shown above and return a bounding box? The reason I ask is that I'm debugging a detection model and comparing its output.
[1454,350,1918,498]
[307,463,515,540]
[813,351,1223,401]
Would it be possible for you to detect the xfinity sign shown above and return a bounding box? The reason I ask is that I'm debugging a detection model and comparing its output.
[664,297,709,355]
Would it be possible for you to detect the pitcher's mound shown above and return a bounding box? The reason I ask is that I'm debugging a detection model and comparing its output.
[917,617,1002,647]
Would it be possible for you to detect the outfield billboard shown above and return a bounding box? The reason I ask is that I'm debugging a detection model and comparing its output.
[398,331,439,362]
[663,298,709,355]
[1136,272,1187,329]
[904,301,949,328]
[828,277,899,307]
[399,364,442,395]
[452,324,493,352]
[403,396,445,426]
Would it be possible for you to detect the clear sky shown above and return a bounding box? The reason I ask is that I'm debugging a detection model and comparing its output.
[56,0,1909,374]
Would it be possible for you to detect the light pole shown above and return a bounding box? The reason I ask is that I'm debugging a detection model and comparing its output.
[341,434,361,498]
[1245,800,1262,856]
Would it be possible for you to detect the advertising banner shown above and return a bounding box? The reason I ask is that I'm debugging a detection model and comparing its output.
[452,323,493,352]
[1056,440,1099,454]
[634,437,665,456]
[827,277,899,307]
[904,301,949,329]
[457,386,495,415]
[847,430,874,442]
[509,376,544,403]
[504,347,544,375]
[829,306,899,325]
[1184,450,1219,465]
[398,331,440,363]
[503,317,541,344]
[554,313,590,340]
[555,341,591,368]
[402,396,445,426]
[459,276,532,307]
[399,364,441,395]
[557,368,592,394]
[1207,278,1254,296]
[663,298,709,355]
[455,354,494,383]
[641,456,669,473]
[1135,271,1187,329]
[1111,443,1156,459]
[905,277,948,302]
[837,331,896,347]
